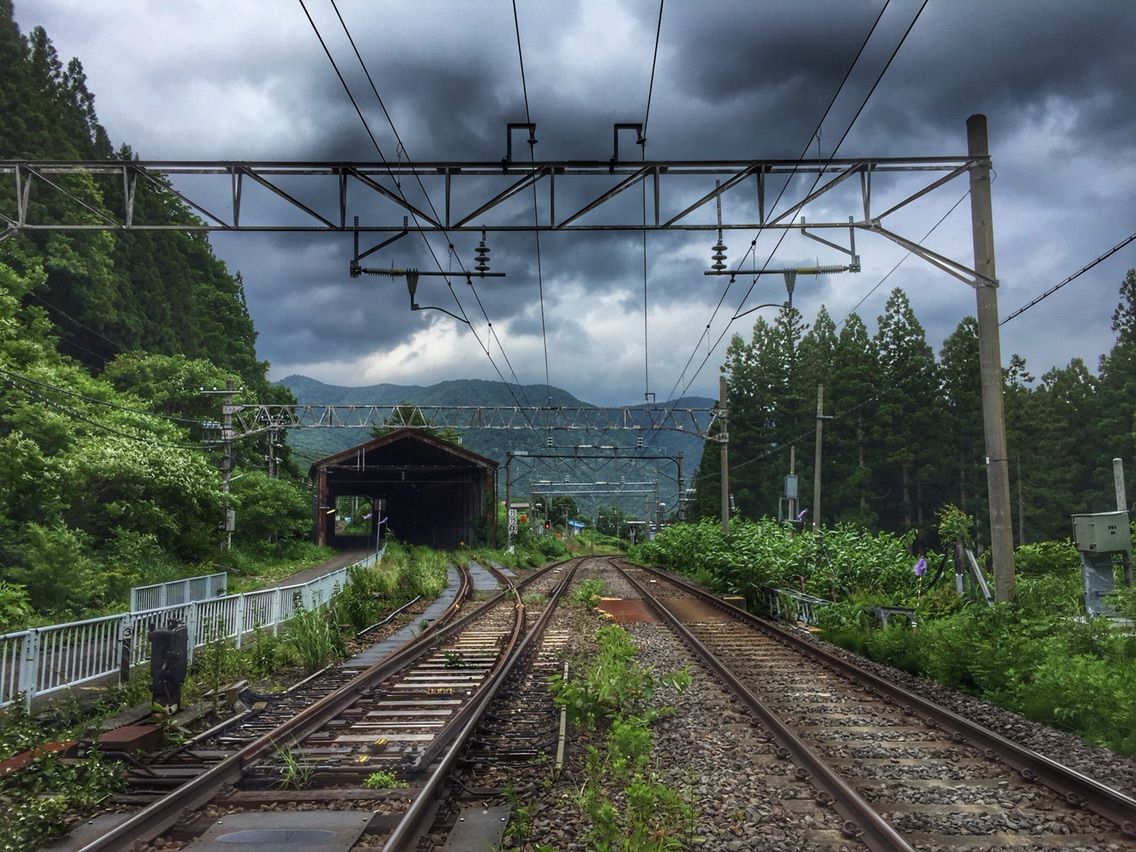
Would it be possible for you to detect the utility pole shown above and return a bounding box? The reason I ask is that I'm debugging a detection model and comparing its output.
[812,384,826,533]
[967,114,1015,602]
[719,376,730,536]
[221,380,235,551]
[676,451,685,521]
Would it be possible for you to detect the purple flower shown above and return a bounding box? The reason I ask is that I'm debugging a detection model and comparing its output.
[913,557,927,577]
[796,508,808,522]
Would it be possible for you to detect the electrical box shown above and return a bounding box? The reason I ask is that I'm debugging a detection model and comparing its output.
[783,475,798,499]
[1072,511,1131,553]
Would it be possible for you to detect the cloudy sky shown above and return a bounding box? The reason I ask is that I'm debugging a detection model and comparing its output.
[15,0,1136,405]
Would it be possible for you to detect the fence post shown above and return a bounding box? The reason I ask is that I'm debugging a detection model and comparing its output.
[18,630,39,710]
[185,602,199,665]
[272,588,282,635]
[234,594,245,649]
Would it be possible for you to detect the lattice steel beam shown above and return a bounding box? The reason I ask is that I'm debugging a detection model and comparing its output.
[0,155,973,235]
[226,402,719,439]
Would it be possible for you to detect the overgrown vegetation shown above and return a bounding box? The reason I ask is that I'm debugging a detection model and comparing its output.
[635,516,1136,754]
[0,702,124,852]
[549,625,694,848]
[0,9,316,621]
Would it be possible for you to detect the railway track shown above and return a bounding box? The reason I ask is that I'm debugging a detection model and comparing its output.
[72,557,577,851]
[613,558,1136,850]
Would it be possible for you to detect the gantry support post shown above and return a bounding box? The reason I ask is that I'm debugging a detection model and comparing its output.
[967,114,1015,602]
[719,376,730,536]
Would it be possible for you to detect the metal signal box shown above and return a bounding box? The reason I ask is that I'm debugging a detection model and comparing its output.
[1072,511,1131,553]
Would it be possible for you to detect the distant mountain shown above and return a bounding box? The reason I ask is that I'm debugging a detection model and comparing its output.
[278,376,711,517]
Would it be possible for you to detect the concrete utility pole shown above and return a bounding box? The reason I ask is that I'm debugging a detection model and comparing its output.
[967,114,1015,602]
[812,384,825,533]
[221,379,235,551]
[719,376,730,536]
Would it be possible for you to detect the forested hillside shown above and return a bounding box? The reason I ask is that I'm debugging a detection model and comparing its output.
[691,277,1136,546]
[0,4,305,621]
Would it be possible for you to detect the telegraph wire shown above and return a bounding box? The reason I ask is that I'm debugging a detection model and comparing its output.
[326,0,535,415]
[299,0,537,428]
[0,366,206,426]
[1001,230,1136,326]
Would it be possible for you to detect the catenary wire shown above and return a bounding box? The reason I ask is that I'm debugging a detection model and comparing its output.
[299,0,537,427]
[327,0,534,413]
[674,0,929,405]
[511,0,553,409]
[650,0,896,436]
[1001,230,1136,325]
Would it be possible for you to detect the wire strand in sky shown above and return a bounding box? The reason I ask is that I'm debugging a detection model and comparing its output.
[674,0,930,405]
[1001,230,1136,325]
[300,0,537,427]
[652,0,895,425]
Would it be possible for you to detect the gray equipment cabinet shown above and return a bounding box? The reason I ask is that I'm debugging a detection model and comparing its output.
[1071,511,1131,616]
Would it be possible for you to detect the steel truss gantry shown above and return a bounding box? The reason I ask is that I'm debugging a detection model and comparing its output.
[224,402,719,440]
[1,153,986,286]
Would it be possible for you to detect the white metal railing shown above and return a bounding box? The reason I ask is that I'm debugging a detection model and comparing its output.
[0,551,382,710]
[129,571,228,612]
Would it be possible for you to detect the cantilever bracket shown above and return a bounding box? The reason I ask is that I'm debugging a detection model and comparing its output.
[801,216,860,272]
[351,215,408,277]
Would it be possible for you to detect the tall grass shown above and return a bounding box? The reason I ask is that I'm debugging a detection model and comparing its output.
[286,606,342,672]
[403,547,448,598]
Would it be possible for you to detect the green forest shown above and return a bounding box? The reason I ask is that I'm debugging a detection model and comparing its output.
[0,5,310,624]
[689,278,1136,547]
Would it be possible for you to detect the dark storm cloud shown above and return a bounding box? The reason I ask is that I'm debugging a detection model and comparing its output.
[14,0,1136,404]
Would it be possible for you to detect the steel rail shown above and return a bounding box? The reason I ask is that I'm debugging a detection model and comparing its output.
[616,559,1136,839]
[77,561,477,851]
[382,557,582,850]
[613,560,912,852]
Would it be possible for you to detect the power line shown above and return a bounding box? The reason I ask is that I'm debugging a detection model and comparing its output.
[642,0,665,138]
[299,0,537,428]
[653,0,896,424]
[0,365,205,425]
[511,0,553,410]
[675,0,929,404]
[325,1,535,416]
[4,380,207,450]
[1001,230,1136,325]
[641,1,664,404]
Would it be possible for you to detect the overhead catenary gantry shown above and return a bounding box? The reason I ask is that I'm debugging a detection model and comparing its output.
[221,401,720,440]
[0,149,984,285]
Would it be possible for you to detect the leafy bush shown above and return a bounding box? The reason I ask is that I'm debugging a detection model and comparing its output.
[633,517,922,604]
[1013,540,1080,577]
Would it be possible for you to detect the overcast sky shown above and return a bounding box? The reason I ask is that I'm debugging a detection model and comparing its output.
[15,0,1136,405]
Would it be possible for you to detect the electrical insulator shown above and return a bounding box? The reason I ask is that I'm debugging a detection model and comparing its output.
[474,229,491,273]
[711,234,727,271]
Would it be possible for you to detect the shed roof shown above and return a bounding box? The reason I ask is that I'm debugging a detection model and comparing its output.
[308,428,497,475]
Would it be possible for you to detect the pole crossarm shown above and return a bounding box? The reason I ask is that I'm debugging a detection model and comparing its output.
[228,403,719,439]
[1,155,974,235]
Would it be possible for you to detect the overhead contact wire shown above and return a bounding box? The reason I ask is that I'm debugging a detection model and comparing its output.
[302,0,538,427]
